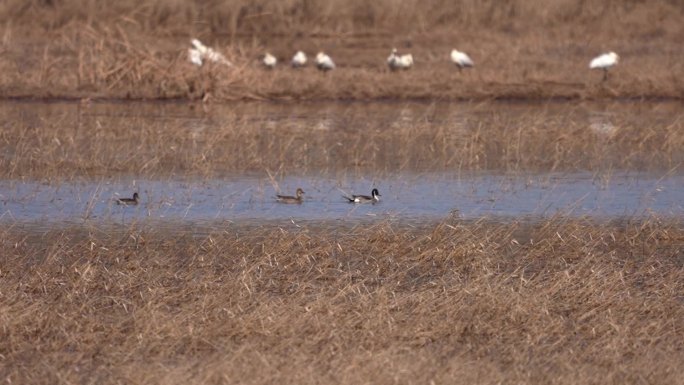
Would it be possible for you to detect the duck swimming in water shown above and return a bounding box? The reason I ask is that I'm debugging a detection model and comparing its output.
[344,188,381,203]
[276,188,305,204]
[117,192,140,206]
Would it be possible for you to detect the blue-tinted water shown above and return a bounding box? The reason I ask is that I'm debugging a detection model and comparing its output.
[1,171,681,229]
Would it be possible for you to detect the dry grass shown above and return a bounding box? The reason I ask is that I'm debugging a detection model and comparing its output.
[1,218,683,384]
[0,101,682,179]
[0,0,682,101]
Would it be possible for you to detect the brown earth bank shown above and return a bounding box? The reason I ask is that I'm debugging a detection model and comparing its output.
[1,219,683,384]
[0,0,682,101]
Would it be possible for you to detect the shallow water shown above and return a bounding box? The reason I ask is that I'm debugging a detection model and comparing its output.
[1,100,683,230]
[1,171,682,230]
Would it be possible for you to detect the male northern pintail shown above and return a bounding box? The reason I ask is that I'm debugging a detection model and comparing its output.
[276,188,305,204]
[117,192,139,205]
[345,188,381,203]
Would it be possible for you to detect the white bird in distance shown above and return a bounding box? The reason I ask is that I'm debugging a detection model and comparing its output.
[188,39,232,67]
[291,51,307,68]
[387,48,414,71]
[450,49,474,71]
[589,51,619,81]
[315,52,335,71]
[262,52,277,69]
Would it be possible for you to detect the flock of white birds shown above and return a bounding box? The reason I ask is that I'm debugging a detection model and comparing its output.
[188,39,620,79]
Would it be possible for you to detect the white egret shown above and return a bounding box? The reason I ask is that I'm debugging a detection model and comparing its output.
[292,51,307,68]
[589,52,619,81]
[450,49,474,71]
[191,39,209,55]
[262,53,277,69]
[387,48,413,71]
[188,48,203,67]
[315,52,335,71]
[189,39,232,67]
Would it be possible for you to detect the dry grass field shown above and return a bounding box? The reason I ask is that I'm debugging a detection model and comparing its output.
[1,219,683,384]
[0,0,682,101]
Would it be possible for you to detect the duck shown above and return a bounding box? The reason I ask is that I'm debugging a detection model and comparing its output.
[344,188,381,203]
[117,192,140,206]
[315,52,335,71]
[387,48,413,71]
[589,52,619,81]
[276,188,305,204]
[262,52,277,69]
[292,51,307,68]
[450,49,474,71]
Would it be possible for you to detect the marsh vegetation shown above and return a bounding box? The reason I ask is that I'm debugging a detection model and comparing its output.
[1,1,683,383]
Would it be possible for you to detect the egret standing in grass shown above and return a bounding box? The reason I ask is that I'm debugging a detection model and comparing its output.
[292,51,307,68]
[315,52,335,72]
[450,49,474,71]
[262,53,277,69]
[188,48,203,67]
[189,39,232,67]
[589,52,619,81]
[191,39,209,54]
[387,48,413,71]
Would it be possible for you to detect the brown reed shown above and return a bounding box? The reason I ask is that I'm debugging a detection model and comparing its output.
[1,218,683,384]
[0,101,681,179]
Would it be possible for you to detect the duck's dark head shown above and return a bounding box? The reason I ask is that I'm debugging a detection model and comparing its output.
[133,192,139,200]
[372,188,380,197]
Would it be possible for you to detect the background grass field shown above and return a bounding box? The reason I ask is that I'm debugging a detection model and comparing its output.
[0,0,682,100]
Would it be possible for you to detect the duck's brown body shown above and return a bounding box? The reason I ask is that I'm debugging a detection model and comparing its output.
[276,188,305,204]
